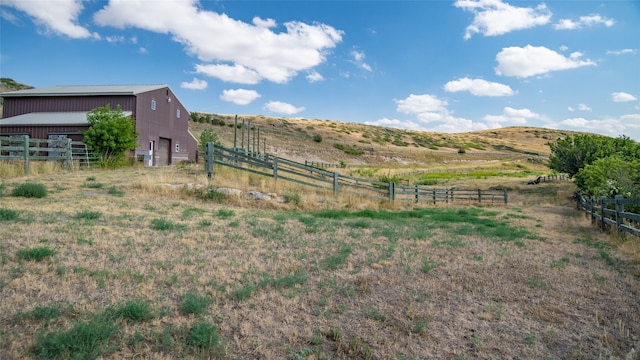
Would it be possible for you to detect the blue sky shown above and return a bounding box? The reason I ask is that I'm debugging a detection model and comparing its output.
[1,0,639,139]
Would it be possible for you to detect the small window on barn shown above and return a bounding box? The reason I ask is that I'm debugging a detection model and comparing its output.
[151,99,156,110]
[176,109,181,118]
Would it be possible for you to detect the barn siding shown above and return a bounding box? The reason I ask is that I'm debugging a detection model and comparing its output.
[0,125,89,140]
[2,96,136,117]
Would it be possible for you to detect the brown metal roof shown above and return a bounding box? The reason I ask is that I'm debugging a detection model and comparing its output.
[0,84,167,97]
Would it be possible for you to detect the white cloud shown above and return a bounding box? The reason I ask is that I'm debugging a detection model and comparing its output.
[105,35,125,43]
[547,115,640,139]
[220,89,261,105]
[364,118,422,130]
[444,77,514,97]
[578,103,591,111]
[138,47,148,54]
[395,94,448,114]
[194,64,261,85]
[483,107,544,125]
[306,70,324,83]
[606,49,637,55]
[554,14,615,30]
[454,0,551,39]
[350,50,372,72]
[393,93,494,133]
[94,1,343,84]
[180,78,208,90]
[611,92,637,102]
[2,0,99,39]
[495,45,596,78]
[263,101,305,115]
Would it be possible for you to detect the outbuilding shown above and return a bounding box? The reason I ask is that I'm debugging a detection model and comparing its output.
[0,84,198,166]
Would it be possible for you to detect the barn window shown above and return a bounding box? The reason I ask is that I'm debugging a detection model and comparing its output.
[176,109,181,118]
[151,99,156,110]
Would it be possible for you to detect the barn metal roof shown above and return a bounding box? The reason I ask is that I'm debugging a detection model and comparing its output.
[0,84,167,97]
[0,111,132,125]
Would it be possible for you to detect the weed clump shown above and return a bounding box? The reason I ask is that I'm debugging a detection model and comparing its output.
[12,182,47,198]
[0,208,19,221]
[16,246,56,261]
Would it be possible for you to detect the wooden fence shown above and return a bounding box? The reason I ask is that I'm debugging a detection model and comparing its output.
[204,144,508,204]
[576,193,640,236]
[0,135,95,173]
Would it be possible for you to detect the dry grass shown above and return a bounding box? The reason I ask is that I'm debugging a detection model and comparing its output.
[1,165,639,359]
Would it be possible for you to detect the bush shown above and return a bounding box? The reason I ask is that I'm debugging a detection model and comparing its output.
[12,182,47,198]
[313,134,323,143]
[0,208,19,221]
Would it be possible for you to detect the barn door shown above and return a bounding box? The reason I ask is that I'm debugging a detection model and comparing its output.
[158,138,171,166]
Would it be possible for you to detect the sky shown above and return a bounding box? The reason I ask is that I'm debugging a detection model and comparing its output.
[1,0,639,139]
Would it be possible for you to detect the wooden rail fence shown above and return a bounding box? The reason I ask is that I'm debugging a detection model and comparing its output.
[0,135,95,173]
[204,144,507,204]
[576,193,640,237]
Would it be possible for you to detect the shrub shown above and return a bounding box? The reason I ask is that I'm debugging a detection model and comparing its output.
[283,191,301,206]
[12,182,47,198]
[16,246,56,261]
[313,134,323,143]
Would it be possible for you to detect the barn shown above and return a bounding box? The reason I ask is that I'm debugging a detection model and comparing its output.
[0,84,198,166]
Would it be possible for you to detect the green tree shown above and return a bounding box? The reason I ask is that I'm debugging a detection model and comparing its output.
[199,129,221,154]
[549,134,640,177]
[83,104,139,167]
[574,156,640,198]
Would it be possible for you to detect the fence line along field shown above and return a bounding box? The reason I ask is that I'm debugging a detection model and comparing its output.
[1,165,639,359]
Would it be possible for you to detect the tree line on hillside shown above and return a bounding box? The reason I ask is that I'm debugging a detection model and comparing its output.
[549,134,640,199]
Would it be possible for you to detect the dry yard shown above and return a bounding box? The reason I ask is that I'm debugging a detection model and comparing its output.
[1,165,639,359]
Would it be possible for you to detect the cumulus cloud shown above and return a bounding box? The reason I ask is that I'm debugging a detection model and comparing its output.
[180,78,208,90]
[483,107,545,125]
[554,14,615,30]
[444,77,514,97]
[495,45,596,78]
[263,101,305,115]
[611,92,637,102]
[392,93,494,133]
[306,70,324,83]
[578,104,591,111]
[2,0,99,39]
[94,0,343,84]
[454,0,551,39]
[220,89,261,105]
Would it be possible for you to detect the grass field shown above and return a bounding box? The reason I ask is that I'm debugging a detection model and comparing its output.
[1,164,639,359]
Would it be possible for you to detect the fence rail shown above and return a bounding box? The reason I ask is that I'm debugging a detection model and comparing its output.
[576,193,640,237]
[0,135,96,173]
[205,144,508,204]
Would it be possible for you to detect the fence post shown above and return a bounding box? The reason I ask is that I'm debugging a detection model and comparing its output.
[23,135,30,175]
[478,189,482,203]
[446,189,449,204]
[450,189,454,202]
[432,189,436,204]
[388,181,395,201]
[66,138,73,170]
[614,195,624,232]
[333,172,339,197]
[504,189,508,204]
[600,196,607,231]
[205,142,214,178]
[415,185,419,203]
[590,196,596,224]
[273,157,278,181]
